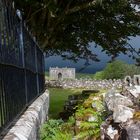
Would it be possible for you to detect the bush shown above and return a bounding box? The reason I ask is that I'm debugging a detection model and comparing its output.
[103,60,126,79]
[94,60,140,79]
[94,71,104,80]
[40,119,63,140]
[40,119,72,140]
[124,64,140,77]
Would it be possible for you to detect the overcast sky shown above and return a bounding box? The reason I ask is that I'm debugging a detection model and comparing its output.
[45,36,140,73]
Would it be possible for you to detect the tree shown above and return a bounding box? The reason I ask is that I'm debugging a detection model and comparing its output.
[14,0,140,62]
[94,71,104,80]
[103,60,126,79]
[95,60,140,79]
[124,63,140,76]
[136,57,140,66]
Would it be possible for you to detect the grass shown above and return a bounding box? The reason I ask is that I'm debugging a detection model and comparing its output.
[49,88,83,119]
[76,73,95,79]
[45,71,49,76]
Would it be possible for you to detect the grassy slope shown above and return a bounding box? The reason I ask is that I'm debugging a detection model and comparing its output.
[76,73,94,79]
[49,88,83,119]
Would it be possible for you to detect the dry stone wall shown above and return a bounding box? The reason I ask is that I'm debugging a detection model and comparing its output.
[46,79,123,89]
[3,90,49,140]
[101,85,140,140]
[46,74,140,89]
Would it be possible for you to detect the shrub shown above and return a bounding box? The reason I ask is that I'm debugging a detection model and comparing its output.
[94,71,104,80]
[40,119,72,140]
[124,64,140,77]
[74,93,106,140]
[94,60,140,79]
[103,60,126,79]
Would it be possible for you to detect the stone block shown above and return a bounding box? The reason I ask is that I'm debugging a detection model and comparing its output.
[105,90,133,111]
[113,105,134,123]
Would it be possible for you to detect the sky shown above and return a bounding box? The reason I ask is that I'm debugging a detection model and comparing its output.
[45,36,140,73]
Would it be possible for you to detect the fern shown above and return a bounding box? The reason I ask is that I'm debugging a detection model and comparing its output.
[80,121,99,130]
[76,129,99,139]
[40,119,64,140]
[52,131,72,140]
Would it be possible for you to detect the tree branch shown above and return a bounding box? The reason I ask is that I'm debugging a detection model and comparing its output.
[26,0,51,23]
[65,0,97,15]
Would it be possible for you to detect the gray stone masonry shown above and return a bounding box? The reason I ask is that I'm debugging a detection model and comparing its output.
[46,79,123,89]
[3,90,49,140]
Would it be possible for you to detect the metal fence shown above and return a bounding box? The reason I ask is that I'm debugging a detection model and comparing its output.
[0,0,45,134]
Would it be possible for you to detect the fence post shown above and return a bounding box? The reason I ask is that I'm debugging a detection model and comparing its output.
[34,38,39,95]
[43,52,46,89]
[17,9,28,104]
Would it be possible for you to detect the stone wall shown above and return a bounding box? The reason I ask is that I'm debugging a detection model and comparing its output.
[46,79,123,89]
[3,90,49,140]
[101,85,140,140]
[124,75,140,86]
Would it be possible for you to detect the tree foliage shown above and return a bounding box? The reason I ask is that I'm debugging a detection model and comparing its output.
[94,60,140,79]
[103,60,126,79]
[14,0,140,62]
[94,71,104,80]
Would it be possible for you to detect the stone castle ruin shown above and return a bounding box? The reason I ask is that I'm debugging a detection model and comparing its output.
[49,67,75,80]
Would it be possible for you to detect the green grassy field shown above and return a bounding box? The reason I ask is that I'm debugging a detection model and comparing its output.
[49,88,83,119]
[45,71,49,77]
[76,73,94,79]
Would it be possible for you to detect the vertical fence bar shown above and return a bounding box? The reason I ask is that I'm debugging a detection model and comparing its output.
[34,39,39,95]
[17,9,28,105]
[0,0,2,130]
